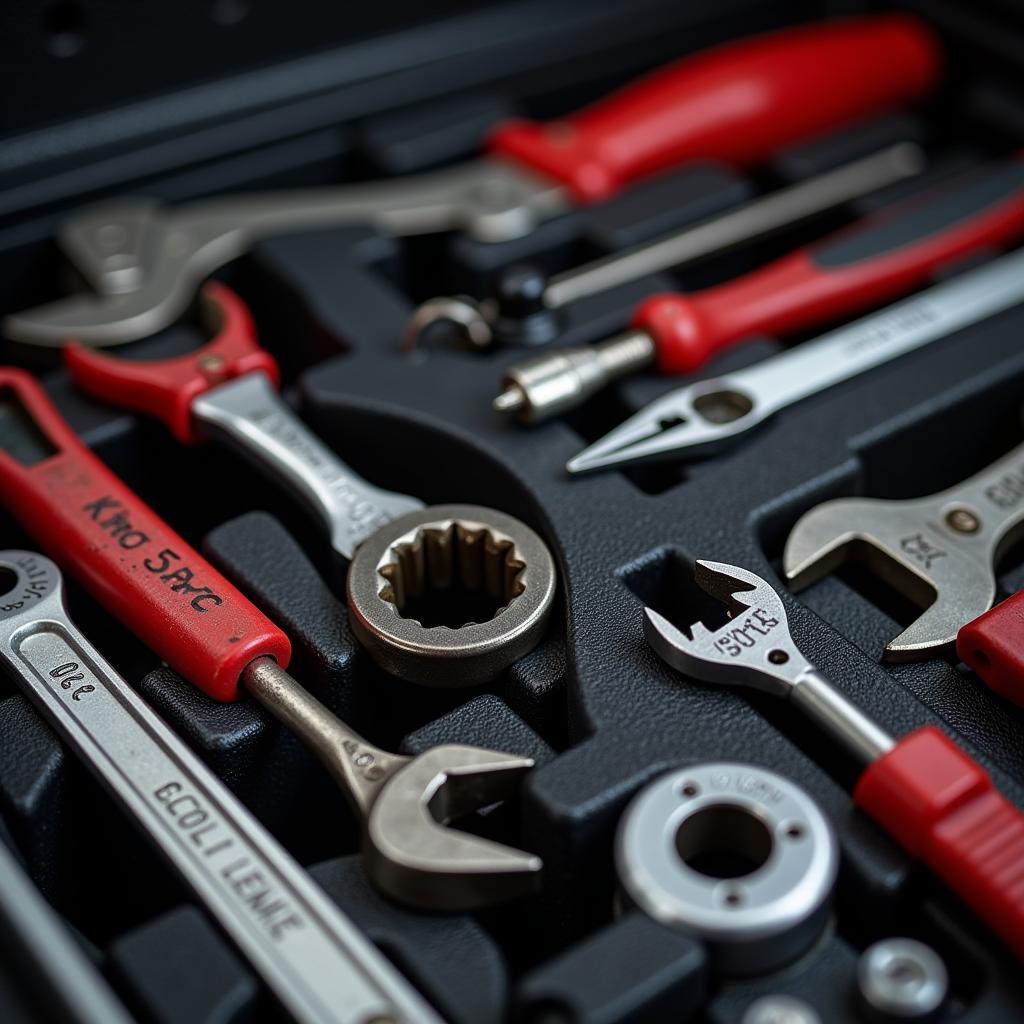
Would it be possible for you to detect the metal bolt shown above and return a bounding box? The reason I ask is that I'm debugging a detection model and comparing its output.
[945,507,980,534]
[858,938,947,1019]
[742,995,822,1024]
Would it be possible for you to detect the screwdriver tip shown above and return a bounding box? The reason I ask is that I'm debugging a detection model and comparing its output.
[493,387,525,414]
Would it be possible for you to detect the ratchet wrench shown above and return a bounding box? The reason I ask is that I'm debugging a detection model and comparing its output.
[644,560,1024,961]
[0,370,542,910]
[567,245,1024,474]
[0,549,443,1024]
[4,15,939,348]
[64,285,556,687]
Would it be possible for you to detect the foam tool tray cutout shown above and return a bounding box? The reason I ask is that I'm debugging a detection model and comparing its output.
[3,2,1024,1022]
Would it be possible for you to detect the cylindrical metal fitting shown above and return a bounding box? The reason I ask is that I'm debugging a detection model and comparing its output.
[615,763,838,976]
[495,329,655,423]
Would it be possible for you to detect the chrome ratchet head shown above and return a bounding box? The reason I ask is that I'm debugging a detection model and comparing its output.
[783,495,999,662]
[368,744,542,911]
[643,560,809,699]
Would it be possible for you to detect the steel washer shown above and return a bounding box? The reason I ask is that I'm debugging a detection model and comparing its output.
[615,762,838,975]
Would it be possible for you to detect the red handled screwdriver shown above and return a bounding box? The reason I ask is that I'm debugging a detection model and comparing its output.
[494,155,1024,423]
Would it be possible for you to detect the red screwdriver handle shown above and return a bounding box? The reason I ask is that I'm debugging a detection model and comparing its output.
[637,155,1024,375]
[0,368,290,700]
[958,594,1024,706]
[65,283,279,445]
[488,15,939,204]
[854,727,1024,960]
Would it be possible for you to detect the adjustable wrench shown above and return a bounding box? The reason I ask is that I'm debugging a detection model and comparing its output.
[63,284,556,687]
[784,436,1024,662]
[643,560,1024,960]
[0,550,443,1024]
[567,245,1024,474]
[4,15,939,347]
[0,369,541,910]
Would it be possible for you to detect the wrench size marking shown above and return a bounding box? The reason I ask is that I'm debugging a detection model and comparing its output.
[714,608,781,657]
[984,466,1024,509]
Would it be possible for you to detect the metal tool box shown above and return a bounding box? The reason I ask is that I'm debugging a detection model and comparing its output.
[1,1,1023,1021]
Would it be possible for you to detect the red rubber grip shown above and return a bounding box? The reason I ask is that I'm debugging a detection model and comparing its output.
[0,368,290,701]
[65,282,279,445]
[958,593,1024,706]
[488,15,940,204]
[635,154,1024,375]
[855,727,1024,960]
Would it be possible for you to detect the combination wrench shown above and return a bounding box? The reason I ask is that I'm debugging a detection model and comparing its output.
[643,560,1024,960]
[0,369,542,910]
[3,15,938,348]
[64,284,556,687]
[0,550,443,1024]
[567,245,1024,474]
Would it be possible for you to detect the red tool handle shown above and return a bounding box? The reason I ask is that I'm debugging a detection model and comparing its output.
[958,594,1024,706]
[65,282,279,445]
[854,727,1024,960]
[635,155,1024,375]
[488,15,939,204]
[0,368,290,700]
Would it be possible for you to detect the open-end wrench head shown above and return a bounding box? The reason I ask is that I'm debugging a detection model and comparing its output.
[366,744,542,911]
[643,560,808,698]
[783,496,996,661]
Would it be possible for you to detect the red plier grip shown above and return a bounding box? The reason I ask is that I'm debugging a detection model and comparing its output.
[855,727,1024,959]
[490,14,940,204]
[64,282,279,445]
[0,368,290,700]
[635,155,1024,374]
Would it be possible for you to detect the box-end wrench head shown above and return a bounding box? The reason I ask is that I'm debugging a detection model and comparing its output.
[783,438,1024,661]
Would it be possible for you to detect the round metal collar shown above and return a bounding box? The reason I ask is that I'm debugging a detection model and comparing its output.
[615,763,837,975]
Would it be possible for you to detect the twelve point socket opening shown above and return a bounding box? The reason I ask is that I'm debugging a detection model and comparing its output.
[376,521,527,630]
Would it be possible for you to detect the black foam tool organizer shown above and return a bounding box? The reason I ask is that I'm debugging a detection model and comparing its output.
[2,1,1024,1021]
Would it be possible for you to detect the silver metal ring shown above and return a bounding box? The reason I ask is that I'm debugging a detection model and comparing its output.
[615,763,837,976]
[346,503,557,687]
[858,938,948,1020]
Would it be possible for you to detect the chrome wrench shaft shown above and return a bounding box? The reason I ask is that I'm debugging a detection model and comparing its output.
[192,373,423,559]
[0,550,442,1024]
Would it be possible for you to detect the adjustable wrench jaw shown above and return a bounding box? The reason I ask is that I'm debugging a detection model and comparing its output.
[3,161,568,349]
[367,744,542,911]
[783,479,1024,660]
[643,560,810,699]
